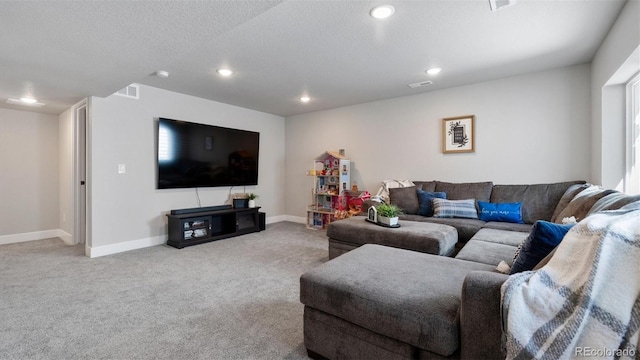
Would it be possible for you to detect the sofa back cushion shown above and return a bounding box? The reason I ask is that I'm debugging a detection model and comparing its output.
[550,183,591,222]
[413,181,437,192]
[435,181,493,201]
[553,185,617,222]
[389,186,419,214]
[587,192,640,215]
[491,181,586,224]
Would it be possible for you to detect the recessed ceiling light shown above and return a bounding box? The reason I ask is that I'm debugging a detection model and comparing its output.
[300,96,311,103]
[155,70,169,78]
[7,98,45,107]
[19,97,38,104]
[426,68,442,75]
[370,5,395,19]
[217,68,233,77]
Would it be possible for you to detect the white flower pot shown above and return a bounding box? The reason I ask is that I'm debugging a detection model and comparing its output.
[248,199,256,208]
[378,215,398,226]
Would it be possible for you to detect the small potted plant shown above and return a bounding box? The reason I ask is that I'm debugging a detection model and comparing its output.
[376,204,402,226]
[248,193,259,208]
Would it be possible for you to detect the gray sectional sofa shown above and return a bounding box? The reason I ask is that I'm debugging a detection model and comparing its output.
[327,180,587,258]
[300,180,640,359]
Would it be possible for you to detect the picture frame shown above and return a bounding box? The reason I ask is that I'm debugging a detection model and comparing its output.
[442,115,475,153]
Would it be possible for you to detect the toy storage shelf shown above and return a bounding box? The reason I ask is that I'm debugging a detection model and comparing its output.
[306,151,350,230]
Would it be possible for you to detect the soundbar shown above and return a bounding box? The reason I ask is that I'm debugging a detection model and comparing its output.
[170,205,232,215]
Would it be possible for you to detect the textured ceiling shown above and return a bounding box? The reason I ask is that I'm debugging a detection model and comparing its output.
[0,0,628,116]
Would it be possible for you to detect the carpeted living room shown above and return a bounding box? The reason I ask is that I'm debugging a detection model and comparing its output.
[1,1,639,360]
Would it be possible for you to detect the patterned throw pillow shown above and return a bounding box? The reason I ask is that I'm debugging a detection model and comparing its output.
[477,201,524,223]
[432,198,478,219]
[510,220,575,274]
[416,189,446,217]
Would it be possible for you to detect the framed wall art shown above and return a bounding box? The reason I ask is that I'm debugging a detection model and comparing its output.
[442,115,475,153]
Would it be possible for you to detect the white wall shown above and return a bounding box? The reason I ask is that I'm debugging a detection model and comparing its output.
[88,85,285,256]
[591,0,640,189]
[285,64,592,219]
[0,108,60,243]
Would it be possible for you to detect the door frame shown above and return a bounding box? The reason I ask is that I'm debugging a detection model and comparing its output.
[73,99,88,247]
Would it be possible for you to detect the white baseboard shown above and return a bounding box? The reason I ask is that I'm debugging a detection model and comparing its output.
[266,215,289,224]
[281,215,306,224]
[0,229,64,246]
[2,216,308,256]
[86,235,167,258]
[58,230,73,245]
[85,216,307,257]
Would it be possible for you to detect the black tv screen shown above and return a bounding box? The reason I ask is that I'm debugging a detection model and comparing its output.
[157,118,259,189]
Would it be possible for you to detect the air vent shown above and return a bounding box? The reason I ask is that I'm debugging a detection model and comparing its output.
[489,0,516,11]
[407,80,433,89]
[114,84,139,99]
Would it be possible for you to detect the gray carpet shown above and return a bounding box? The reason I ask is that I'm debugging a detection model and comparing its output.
[0,222,329,360]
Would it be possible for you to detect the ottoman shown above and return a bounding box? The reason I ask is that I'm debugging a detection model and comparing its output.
[300,244,495,359]
[326,216,458,259]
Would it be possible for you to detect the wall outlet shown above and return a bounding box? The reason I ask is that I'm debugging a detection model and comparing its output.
[118,164,126,174]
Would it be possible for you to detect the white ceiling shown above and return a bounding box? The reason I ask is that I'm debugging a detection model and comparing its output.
[0,0,627,117]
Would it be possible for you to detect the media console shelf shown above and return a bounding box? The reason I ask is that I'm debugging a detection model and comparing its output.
[166,205,264,249]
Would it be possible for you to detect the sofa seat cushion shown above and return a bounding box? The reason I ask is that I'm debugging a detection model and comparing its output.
[467,228,529,247]
[483,221,533,233]
[455,240,519,266]
[326,217,457,256]
[300,244,495,356]
[400,215,485,243]
[454,228,528,266]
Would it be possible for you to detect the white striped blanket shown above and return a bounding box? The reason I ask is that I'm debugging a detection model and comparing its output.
[501,206,640,360]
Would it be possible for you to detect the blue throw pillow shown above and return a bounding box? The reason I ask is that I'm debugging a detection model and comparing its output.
[510,221,575,274]
[477,201,524,224]
[416,190,446,217]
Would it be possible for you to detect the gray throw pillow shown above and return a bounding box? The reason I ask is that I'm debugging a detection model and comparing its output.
[389,186,419,214]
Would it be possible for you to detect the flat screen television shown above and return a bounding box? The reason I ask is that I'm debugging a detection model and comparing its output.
[157,117,259,189]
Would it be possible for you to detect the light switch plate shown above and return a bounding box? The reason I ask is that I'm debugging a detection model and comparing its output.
[118,164,126,174]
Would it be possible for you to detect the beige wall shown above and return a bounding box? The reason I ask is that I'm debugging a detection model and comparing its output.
[0,108,59,240]
[285,64,592,220]
[88,85,285,255]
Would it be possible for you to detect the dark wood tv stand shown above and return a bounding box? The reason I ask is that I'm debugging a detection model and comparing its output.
[166,205,264,249]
